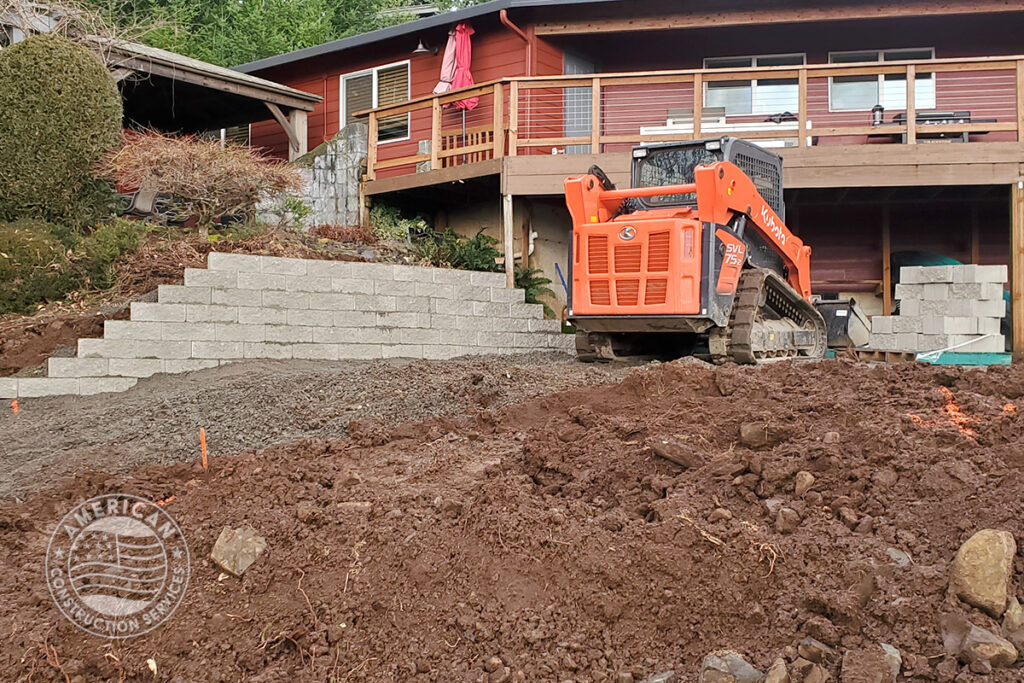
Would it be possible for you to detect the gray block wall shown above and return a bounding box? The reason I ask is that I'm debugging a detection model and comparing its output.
[868,265,1007,353]
[0,254,573,399]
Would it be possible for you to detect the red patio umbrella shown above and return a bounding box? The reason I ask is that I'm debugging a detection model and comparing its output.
[432,27,457,94]
[450,23,478,111]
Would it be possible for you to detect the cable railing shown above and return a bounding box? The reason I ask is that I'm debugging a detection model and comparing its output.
[360,55,1024,181]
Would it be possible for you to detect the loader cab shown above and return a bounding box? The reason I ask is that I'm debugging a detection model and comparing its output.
[631,137,787,221]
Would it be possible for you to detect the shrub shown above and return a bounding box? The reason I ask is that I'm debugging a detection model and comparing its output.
[0,220,77,313]
[0,34,122,229]
[72,219,149,289]
[369,204,428,242]
[310,224,377,244]
[100,131,302,233]
[413,229,502,272]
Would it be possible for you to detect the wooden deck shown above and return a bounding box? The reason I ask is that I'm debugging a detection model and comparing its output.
[363,141,1024,196]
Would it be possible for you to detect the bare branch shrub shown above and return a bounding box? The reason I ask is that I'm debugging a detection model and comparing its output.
[100,131,302,232]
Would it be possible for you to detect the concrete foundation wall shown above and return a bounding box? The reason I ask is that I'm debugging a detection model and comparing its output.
[1,254,572,399]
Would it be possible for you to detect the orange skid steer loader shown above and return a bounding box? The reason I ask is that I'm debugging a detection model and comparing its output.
[564,137,830,364]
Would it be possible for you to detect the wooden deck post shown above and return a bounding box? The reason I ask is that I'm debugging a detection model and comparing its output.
[367,112,378,181]
[493,83,506,159]
[503,194,515,288]
[1012,179,1024,356]
[692,73,703,139]
[431,99,442,170]
[591,77,601,153]
[882,204,892,316]
[798,69,808,149]
[508,81,519,157]
[289,110,308,160]
[905,65,916,145]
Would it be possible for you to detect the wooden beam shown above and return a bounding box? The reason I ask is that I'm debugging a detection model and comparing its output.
[882,205,892,316]
[535,1,1024,35]
[430,99,441,171]
[503,194,515,289]
[110,67,135,83]
[508,80,519,157]
[492,82,506,159]
[112,54,318,111]
[797,69,808,149]
[288,109,308,160]
[591,78,602,153]
[265,102,301,155]
[905,65,916,145]
[1013,179,1024,356]
[363,158,501,196]
[692,72,702,139]
[366,112,378,181]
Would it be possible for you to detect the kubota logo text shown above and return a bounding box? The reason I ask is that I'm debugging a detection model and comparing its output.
[759,205,786,245]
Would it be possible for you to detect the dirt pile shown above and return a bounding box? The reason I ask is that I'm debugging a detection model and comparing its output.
[2,358,1024,681]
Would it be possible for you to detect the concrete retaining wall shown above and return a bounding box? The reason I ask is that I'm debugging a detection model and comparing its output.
[0,254,573,399]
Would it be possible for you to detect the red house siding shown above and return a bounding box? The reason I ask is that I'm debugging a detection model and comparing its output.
[250,21,565,162]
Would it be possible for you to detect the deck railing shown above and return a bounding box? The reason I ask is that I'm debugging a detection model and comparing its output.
[361,55,1024,181]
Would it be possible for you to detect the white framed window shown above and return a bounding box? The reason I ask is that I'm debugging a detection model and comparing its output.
[704,54,806,116]
[828,48,935,112]
[341,60,410,143]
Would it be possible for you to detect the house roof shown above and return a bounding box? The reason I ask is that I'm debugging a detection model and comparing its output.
[97,37,322,110]
[233,0,622,74]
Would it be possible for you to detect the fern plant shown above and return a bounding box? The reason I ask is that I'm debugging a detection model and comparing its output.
[515,265,556,318]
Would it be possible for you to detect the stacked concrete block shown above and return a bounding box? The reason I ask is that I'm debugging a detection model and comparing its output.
[868,265,1007,354]
[1,253,572,399]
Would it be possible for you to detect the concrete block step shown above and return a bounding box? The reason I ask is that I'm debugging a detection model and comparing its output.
[900,264,1007,285]
[0,377,138,398]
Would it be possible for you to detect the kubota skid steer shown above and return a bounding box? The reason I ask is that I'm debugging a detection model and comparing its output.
[564,137,828,364]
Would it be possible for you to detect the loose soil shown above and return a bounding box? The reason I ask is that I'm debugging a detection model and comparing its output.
[2,358,1024,682]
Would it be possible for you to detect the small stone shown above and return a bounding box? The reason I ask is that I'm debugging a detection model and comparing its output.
[1002,596,1024,651]
[776,507,802,534]
[337,501,372,514]
[485,656,503,673]
[823,431,840,444]
[950,529,1017,617]
[642,673,677,683]
[838,507,859,530]
[616,674,635,683]
[764,658,789,683]
[803,664,832,683]
[879,644,902,678]
[650,437,704,468]
[798,637,838,665]
[415,659,430,674]
[700,651,762,683]
[839,647,895,683]
[338,471,362,487]
[708,508,733,523]
[885,547,912,567]
[295,500,318,523]
[489,668,511,683]
[385,508,403,519]
[795,471,816,497]
[941,613,1018,669]
[871,469,898,488]
[854,516,874,535]
[210,526,266,577]
[765,497,785,515]
[804,616,841,647]
[739,422,770,448]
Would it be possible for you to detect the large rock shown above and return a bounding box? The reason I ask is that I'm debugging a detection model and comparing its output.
[940,613,1018,673]
[839,648,895,683]
[210,526,267,577]
[949,529,1016,617]
[700,651,763,683]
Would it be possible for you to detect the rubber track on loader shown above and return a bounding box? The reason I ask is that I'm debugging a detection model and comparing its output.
[713,268,827,365]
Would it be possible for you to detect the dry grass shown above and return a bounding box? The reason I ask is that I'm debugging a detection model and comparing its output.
[99,131,301,232]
